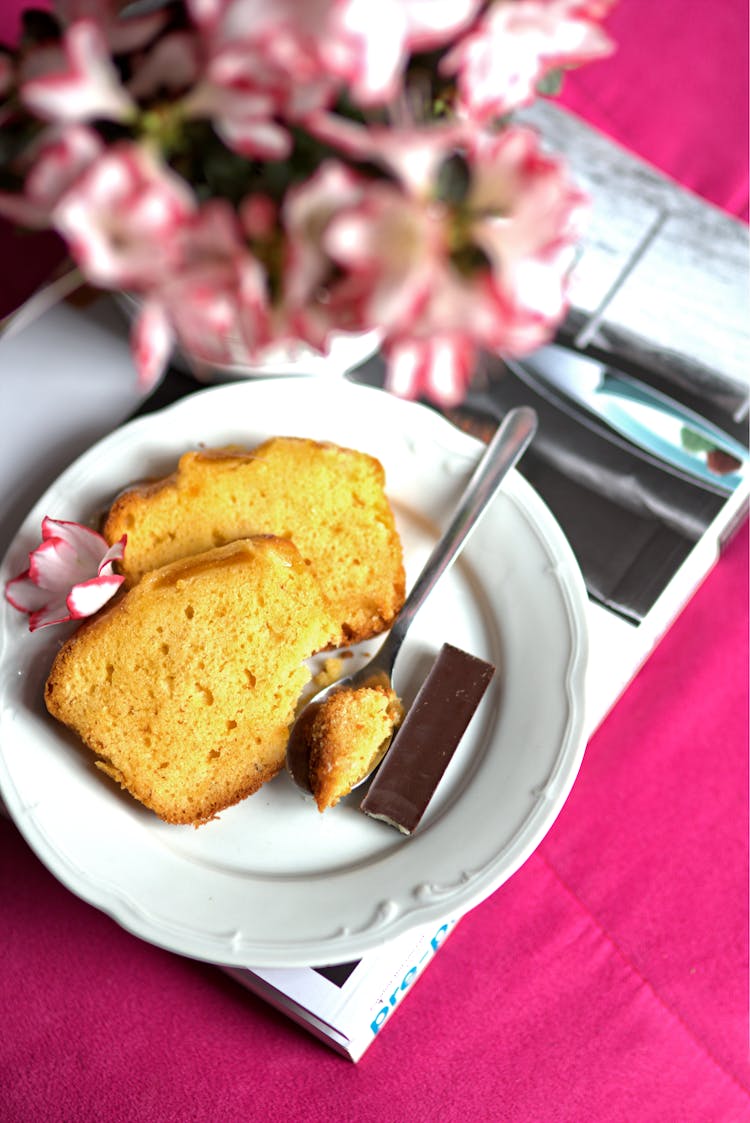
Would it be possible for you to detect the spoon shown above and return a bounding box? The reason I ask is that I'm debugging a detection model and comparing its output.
[286,405,538,794]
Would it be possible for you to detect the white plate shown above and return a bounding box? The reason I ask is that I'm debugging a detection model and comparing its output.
[0,378,588,967]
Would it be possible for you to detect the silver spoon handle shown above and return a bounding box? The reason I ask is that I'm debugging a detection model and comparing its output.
[377,405,538,666]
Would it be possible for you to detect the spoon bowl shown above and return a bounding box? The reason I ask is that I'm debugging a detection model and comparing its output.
[285,405,538,797]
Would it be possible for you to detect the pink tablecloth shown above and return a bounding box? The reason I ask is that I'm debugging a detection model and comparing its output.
[1,3,748,1120]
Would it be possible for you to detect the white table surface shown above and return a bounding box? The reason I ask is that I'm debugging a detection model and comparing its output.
[0,299,148,561]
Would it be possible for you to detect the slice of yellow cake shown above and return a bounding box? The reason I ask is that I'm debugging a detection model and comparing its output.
[44,536,338,825]
[102,437,405,646]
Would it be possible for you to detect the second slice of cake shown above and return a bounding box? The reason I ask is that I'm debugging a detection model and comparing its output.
[103,437,406,647]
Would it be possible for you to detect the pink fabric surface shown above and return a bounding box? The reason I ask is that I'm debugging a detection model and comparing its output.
[0,3,748,1121]
[558,2,750,220]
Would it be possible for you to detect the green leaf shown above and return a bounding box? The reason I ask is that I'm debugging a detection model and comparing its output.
[537,68,564,97]
[680,426,716,454]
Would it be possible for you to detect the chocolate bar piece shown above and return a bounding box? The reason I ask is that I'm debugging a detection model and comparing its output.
[360,643,495,834]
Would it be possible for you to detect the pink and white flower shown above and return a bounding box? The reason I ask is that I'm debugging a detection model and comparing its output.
[20,19,136,124]
[126,31,201,101]
[0,0,610,406]
[323,0,483,105]
[282,163,365,307]
[318,176,486,403]
[324,182,448,336]
[316,125,586,403]
[5,517,126,632]
[51,142,196,290]
[154,255,270,367]
[181,24,338,159]
[187,0,481,108]
[131,199,272,388]
[181,2,339,158]
[280,161,371,347]
[306,113,469,197]
[461,127,587,349]
[54,1,170,56]
[181,68,294,160]
[442,0,615,122]
[0,123,103,229]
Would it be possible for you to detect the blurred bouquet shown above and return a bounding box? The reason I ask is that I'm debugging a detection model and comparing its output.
[0,1,614,405]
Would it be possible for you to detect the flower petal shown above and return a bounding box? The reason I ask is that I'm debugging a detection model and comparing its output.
[384,334,475,406]
[127,31,200,100]
[306,113,467,197]
[215,116,292,161]
[21,19,136,124]
[0,125,103,231]
[282,160,366,308]
[98,535,127,574]
[424,335,475,405]
[67,574,124,618]
[55,1,169,52]
[52,142,196,290]
[442,0,615,121]
[404,0,482,44]
[5,572,51,614]
[41,516,113,564]
[28,598,74,633]
[101,8,170,55]
[28,537,81,591]
[132,300,174,391]
[386,340,422,399]
[331,0,481,105]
